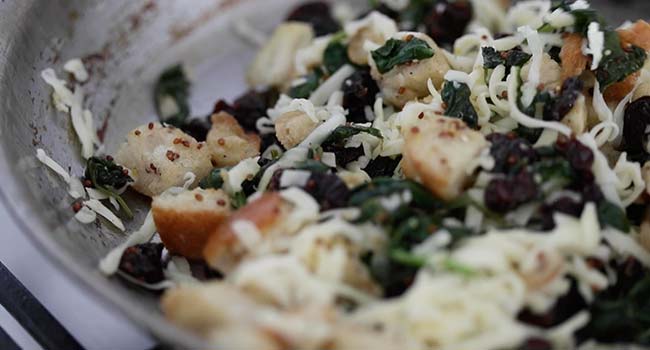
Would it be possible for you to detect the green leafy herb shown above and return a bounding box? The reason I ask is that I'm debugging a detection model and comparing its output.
[154,65,191,127]
[595,31,647,88]
[441,81,478,128]
[531,158,573,182]
[581,275,650,345]
[199,168,224,190]
[482,47,532,71]
[520,91,554,117]
[289,68,324,99]
[371,38,435,74]
[443,258,477,277]
[597,200,631,232]
[84,157,134,218]
[390,214,435,250]
[295,159,330,173]
[323,41,350,74]
[399,0,436,30]
[571,9,606,36]
[231,191,247,209]
[389,249,427,268]
[323,125,383,146]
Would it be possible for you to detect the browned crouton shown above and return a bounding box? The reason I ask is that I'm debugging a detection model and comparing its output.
[152,188,231,259]
[207,112,261,167]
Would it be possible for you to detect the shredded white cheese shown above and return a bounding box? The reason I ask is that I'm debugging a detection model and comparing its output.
[99,210,156,275]
[584,22,605,70]
[63,58,89,82]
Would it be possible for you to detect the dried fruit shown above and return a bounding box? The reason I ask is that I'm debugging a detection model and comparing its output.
[286,1,340,36]
[119,243,165,284]
[342,69,380,123]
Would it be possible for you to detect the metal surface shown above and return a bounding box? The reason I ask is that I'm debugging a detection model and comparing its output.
[0,0,647,348]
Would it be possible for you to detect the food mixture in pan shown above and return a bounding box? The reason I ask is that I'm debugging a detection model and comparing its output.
[37,0,650,348]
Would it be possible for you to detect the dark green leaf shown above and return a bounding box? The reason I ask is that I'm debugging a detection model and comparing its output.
[520,91,554,118]
[389,249,427,268]
[571,9,606,36]
[289,68,324,99]
[597,200,630,232]
[482,47,532,71]
[399,0,436,30]
[322,125,383,146]
[531,158,573,182]
[199,168,224,190]
[441,81,478,128]
[371,38,435,74]
[84,157,134,218]
[390,214,435,251]
[231,191,247,209]
[294,159,330,173]
[154,65,191,127]
[350,178,441,210]
[323,41,350,74]
[595,31,647,88]
[581,275,650,345]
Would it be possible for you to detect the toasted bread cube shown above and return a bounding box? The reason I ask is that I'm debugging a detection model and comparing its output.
[162,282,259,336]
[203,193,291,274]
[274,110,319,149]
[370,33,450,108]
[246,22,314,88]
[619,20,650,52]
[560,33,589,80]
[152,188,231,259]
[562,94,587,135]
[402,116,488,200]
[521,53,561,91]
[114,123,212,197]
[207,112,261,167]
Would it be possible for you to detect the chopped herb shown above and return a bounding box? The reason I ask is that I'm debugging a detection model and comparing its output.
[597,200,631,232]
[531,158,573,182]
[295,159,330,173]
[323,41,350,74]
[443,258,477,277]
[323,125,383,145]
[441,81,478,128]
[390,214,435,252]
[153,65,190,127]
[571,9,605,36]
[595,31,647,88]
[482,47,532,71]
[371,38,435,74]
[580,273,650,345]
[199,168,224,190]
[289,68,324,99]
[230,191,247,209]
[84,156,134,218]
[389,249,426,268]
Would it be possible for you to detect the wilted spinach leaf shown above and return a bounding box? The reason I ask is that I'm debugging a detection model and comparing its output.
[84,156,134,218]
[571,9,606,35]
[597,200,630,232]
[289,68,324,99]
[323,41,350,74]
[441,81,478,128]
[154,65,190,127]
[595,31,647,88]
[580,275,650,345]
[323,125,383,145]
[371,38,435,74]
[199,168,224,190]
[482,47,532,71]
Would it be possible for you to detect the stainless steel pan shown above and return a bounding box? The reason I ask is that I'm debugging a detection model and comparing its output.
[0,0,648,347]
